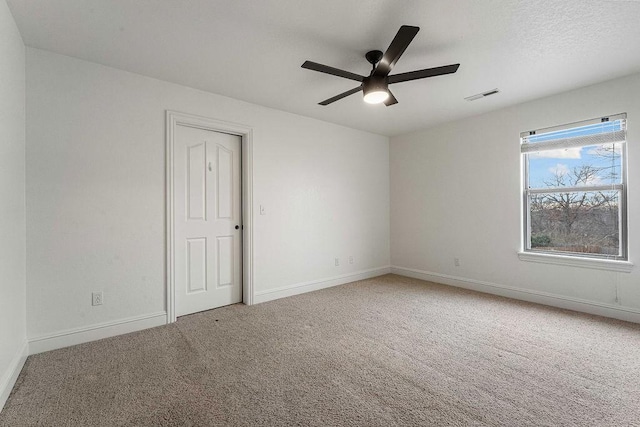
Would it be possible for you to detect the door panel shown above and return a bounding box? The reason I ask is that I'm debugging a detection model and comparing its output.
[175,125,242,316]
[216,145,233,219]
[187,143,207,220]
[186,237,207,293]
[217,236,233,287]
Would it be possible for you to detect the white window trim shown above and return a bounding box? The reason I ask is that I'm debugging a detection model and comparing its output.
[520,113,629,265]
[518,251,633,273]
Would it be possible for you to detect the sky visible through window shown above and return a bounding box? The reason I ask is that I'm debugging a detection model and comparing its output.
[526,121,623,189]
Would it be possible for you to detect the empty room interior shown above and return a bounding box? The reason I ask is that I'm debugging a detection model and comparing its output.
[2,1,640,425]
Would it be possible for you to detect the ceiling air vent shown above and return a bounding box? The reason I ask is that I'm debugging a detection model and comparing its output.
[465,89,499,101]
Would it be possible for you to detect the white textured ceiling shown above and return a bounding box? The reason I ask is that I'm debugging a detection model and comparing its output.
[7,0,640,136]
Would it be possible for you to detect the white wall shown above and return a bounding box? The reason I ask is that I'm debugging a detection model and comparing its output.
[391,72,640,320]
[0,0,27,409]
[26,48,390,344]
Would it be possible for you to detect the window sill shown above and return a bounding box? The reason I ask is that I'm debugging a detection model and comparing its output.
[518,251,633,273]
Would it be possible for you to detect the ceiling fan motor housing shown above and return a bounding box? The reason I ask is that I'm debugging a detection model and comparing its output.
[362,75,390,104]
[363,75,388,95]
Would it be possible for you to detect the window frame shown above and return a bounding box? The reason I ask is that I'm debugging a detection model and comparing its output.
[519,114,631,271]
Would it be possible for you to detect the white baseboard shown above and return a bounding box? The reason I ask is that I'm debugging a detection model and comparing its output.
[0,340,28,412]
[254,266,391,304]
[28,312,167,355]
[391,266,640,324]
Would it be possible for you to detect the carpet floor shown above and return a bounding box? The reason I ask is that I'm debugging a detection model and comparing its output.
[1,274,639,426]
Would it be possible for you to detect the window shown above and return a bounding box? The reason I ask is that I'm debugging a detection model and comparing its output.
[521,114,628,262]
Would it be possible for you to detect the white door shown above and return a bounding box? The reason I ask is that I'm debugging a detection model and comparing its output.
[174,124,242,316]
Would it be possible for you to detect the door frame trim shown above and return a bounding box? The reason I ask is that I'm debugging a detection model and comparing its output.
[165,110,254,323]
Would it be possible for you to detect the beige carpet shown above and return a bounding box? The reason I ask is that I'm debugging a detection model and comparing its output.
[2,274,639,426]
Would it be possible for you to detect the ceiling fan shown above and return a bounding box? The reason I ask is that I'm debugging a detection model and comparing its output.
[301,25,460,106]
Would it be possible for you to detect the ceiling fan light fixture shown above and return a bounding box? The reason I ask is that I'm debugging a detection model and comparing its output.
[363,90,389,104]
[362,77,389,104]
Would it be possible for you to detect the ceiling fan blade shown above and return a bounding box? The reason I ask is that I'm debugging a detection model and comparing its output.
[302,61,365,82]
[384,90,398,106]
[388,64,460,84]
[373,25,420,77]
[318,85,363,105]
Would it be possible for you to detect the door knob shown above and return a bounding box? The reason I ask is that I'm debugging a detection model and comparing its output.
[235,225,240,230]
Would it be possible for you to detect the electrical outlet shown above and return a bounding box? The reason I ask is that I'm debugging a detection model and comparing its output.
[92,292,103,306]
[335,258,340,266]
[454,258,460,267]
[349,256,354,264]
